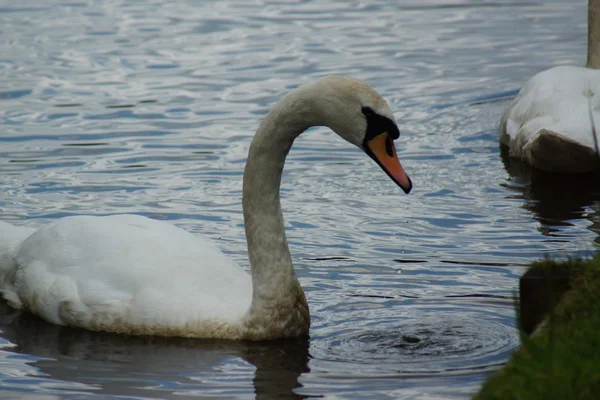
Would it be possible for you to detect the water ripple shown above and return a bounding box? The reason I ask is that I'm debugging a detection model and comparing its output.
[0,0,599,399]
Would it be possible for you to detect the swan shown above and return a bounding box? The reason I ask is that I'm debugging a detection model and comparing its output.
[0,76,412,340]
[499,0,600,172]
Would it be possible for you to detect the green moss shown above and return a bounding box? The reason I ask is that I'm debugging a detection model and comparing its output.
[475,254,600,400]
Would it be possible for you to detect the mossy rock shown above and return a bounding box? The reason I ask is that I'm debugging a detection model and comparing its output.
[474,254,600,400]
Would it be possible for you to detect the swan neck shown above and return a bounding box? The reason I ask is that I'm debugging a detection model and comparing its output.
[588,0,600,68]
[242,89,316,337]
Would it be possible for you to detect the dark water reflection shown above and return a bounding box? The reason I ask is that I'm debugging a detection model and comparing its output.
[501,146,600,248]
[0,302,309,399]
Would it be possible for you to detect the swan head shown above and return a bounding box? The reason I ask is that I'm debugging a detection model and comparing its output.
[307,76,412,194]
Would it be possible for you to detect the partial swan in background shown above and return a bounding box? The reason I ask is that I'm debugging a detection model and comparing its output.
[499,0,600,172]
[0,76,412,340]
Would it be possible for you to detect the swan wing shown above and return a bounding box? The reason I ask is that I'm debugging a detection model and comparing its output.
[2,215,252,334]
[502,65,600,150]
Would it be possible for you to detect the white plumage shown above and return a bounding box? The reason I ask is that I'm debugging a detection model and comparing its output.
[1,215,252,334]
[499,0,600,172]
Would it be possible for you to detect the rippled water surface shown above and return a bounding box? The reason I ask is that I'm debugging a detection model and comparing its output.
[1,0,600,399]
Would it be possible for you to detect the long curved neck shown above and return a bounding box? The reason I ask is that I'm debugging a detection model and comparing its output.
[242,87,318,337]
[588,0,600,68]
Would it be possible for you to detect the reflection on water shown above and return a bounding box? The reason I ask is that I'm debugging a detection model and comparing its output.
[501,146,600,248]
[0,297,517,399]
[0,302,309,399]
[0,0,598,398]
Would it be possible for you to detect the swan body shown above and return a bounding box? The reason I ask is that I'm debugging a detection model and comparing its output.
[1,215,253,337]
[499,0,600,172]
[500,65,600,172]
[0,76,412,340]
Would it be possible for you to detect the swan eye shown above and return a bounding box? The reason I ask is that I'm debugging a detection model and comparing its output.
[362,110,400,143]
[361,107,375,117]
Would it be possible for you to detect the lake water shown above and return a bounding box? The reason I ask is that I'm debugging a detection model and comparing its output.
[1,0,599,399]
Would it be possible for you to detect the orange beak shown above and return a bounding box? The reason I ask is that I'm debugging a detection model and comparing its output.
[365,132,412,194]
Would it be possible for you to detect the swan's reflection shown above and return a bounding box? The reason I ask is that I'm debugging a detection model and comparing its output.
[501,146,600,245]
[0,302,310,399]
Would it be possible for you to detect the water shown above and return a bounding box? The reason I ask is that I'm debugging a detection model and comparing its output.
[1,0,599,398]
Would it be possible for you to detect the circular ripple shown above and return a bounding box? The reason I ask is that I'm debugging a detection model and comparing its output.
[310,298,518,377]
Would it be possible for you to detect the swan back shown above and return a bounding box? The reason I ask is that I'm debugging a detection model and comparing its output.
[500,65,600,172]
[3,215,253,338]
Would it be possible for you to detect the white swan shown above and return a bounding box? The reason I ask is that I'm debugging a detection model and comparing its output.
[499,0,600,172]
[0,76,412,340]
